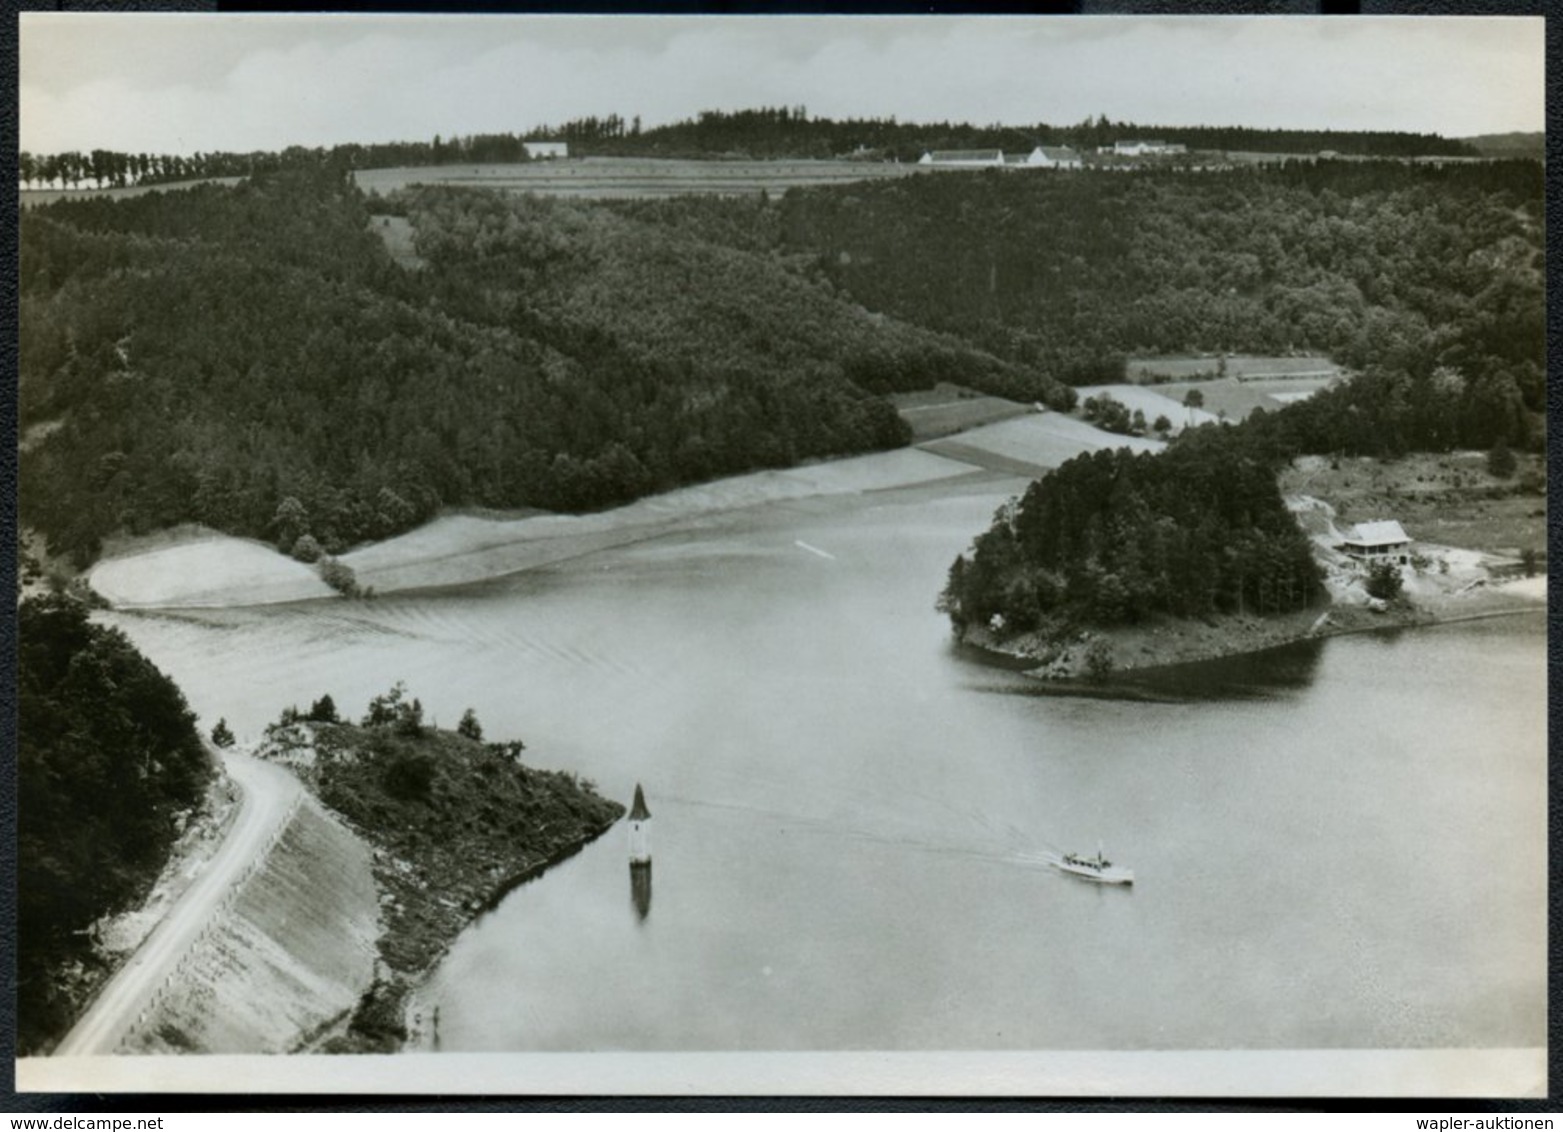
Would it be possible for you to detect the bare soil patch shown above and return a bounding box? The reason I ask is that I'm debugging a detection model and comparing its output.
[89,534,335,607]
[369,214,425,270]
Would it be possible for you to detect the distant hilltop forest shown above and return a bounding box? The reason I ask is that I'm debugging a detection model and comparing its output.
[19,149,1540,571]
[17,108,1490,190]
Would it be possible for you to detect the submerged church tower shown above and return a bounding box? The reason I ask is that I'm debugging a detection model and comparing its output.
[628,784,652,921]
[627,784,652,865]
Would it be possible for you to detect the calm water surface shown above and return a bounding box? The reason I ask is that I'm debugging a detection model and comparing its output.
[106,480,1546,1051]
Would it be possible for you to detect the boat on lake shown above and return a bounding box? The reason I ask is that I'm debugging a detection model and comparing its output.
[1048,844,1134,886]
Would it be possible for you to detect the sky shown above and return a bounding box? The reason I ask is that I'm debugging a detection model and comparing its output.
[18,13,1545,156]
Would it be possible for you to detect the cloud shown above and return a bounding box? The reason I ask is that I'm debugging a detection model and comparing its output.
[18,13,1543,156]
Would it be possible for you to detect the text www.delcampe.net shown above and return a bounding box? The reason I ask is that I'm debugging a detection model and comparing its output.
[12,1121,165,1131]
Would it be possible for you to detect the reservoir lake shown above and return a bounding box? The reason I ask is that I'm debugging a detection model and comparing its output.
[102,473,1546,1053]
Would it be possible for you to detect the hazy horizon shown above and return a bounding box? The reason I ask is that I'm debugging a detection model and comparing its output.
[20,14,1543,158]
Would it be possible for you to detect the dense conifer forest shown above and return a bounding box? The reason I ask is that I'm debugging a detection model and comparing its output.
[17,596,213,1053]
[938,433,1325,638]
[536,108,1479,162]
[766,159,1543,420]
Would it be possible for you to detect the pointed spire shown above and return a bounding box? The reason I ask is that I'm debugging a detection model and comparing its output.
[629,783,650,821]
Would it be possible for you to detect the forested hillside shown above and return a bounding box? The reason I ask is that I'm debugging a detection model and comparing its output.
[23,156,1541,569]
[18,596,213,1053]
[770,159,1543,428]
[20,164,1057,566]
[929,160,1542,647]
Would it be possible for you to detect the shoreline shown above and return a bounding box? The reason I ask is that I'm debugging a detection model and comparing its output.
[960,589,1544,699]
[324,812,622,1054]
[83,447,992,610]
[254,719,625,1054]
[396,823,612,1053]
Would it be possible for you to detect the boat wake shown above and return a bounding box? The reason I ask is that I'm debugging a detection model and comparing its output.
[652,791,1117,879]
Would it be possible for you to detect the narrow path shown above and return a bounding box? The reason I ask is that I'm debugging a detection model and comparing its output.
[54,748,303,1056]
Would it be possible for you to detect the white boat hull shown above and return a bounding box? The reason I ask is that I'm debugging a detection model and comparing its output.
[1044,852,1134,886]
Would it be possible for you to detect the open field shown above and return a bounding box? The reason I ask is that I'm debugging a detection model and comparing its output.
[1146,376,1338,422]
[1280,452,1547,560]
[354,157,923,200]
[920,412,1162,478]
[889,385,1034,441]
[22,159,922,208]
[20,177,244,208]
[1073,384,1218,431]
[1127,354,1341,383]
[1122,357,1343,423]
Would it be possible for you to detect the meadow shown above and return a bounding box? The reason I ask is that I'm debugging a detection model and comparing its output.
[1126,354,1342,382]
[354,156,921,200]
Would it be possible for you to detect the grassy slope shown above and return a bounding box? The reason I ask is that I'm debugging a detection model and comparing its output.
[1279,451,1547,559]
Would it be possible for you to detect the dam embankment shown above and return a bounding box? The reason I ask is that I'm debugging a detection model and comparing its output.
[120,793,379,1054]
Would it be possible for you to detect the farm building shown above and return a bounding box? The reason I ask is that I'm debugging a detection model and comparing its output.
[523,140,569,160]
[919,150,1007,168]
[1025,146,1083,169]
[1341,520,1412,566]
[922,147,1083,170]
[1113,140,1188,157]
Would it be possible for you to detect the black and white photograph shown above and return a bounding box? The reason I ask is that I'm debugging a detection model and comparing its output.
[13,10,1547,1098]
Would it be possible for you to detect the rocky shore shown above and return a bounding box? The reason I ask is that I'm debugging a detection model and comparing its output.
[961,576,1542,693]
[256,716,623,1053]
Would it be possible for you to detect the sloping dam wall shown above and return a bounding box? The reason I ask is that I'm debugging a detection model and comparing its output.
[122,795,380,1054]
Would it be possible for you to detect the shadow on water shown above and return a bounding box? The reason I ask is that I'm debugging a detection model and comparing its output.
[630,862,652,923]
[1118,636,1326,701]
[956,636,1327,703]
